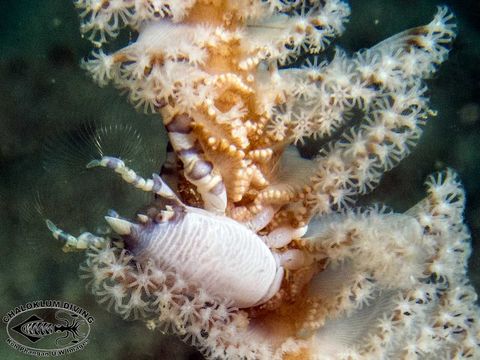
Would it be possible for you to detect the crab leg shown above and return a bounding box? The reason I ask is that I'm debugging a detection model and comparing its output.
[46,220,107,252]
[165,113,227,214]
[87,156,182,205]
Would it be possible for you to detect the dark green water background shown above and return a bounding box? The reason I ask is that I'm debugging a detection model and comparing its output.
[0,1,478,359]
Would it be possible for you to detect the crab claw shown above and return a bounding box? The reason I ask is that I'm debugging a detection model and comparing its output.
[86,159,101,168]
[105,216,134,235]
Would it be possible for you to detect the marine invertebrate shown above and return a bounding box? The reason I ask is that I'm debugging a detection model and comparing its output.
[47,0,480,358]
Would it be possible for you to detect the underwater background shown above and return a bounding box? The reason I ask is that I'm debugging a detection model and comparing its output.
[0,0,478,359]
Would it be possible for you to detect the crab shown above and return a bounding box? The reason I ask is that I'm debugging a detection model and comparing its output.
[47,155,314,309]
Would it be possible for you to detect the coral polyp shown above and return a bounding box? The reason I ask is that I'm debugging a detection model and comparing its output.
[47,1,479,359]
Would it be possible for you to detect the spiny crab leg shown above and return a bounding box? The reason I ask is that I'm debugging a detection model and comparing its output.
[45,219,107,252]
[87,156,183,206]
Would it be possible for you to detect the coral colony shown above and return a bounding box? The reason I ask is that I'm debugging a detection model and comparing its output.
[47,0,479,359]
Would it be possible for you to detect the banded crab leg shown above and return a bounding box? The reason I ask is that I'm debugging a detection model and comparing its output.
[47,157,185,252]
[165,113,227,214]
[86,156,183,206]
[46,219,107,252]
[86,156,187,230]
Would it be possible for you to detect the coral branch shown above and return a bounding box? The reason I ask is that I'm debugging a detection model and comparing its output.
[49,1,480,359]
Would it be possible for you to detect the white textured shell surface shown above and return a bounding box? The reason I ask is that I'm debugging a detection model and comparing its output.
[131,206,278,308]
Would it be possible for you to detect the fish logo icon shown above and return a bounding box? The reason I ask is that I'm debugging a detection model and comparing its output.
[4,300,93,356]
[11,312,84,344]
